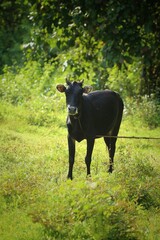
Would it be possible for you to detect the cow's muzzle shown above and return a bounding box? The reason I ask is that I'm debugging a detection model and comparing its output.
[67,105,78,115]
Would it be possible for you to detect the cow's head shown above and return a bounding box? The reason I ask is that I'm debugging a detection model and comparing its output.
[56,79,92,116]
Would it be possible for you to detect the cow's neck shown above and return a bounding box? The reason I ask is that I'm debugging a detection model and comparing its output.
[68,113,85,136]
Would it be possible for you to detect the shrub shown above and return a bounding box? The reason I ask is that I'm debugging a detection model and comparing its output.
[30,179,145,240]
[0,61,58,105]
[125,95,160,128]
[138,95,160,128]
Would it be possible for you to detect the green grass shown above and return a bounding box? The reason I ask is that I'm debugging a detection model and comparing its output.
[0,100,160,240]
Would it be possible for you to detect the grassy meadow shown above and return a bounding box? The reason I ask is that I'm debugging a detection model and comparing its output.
[0,95,160,239]
[1,1,160,238]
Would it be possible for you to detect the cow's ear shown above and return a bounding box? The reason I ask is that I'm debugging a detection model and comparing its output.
[56,84,66,93]
[83,85,92,94]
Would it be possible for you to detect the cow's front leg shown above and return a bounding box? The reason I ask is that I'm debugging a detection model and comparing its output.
[85,138,95,176]
[67,134,75,180]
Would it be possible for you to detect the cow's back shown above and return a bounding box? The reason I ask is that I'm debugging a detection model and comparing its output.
[83,90,123,136]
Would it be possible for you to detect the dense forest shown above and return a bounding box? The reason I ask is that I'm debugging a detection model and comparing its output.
[0,1,160,239]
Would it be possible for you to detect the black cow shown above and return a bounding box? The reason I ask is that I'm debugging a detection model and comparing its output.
[56,79,124,179]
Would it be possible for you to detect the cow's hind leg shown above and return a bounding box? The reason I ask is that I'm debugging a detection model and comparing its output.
[104,100,123,173]
[104,137,116,173]
[85,138,95,176]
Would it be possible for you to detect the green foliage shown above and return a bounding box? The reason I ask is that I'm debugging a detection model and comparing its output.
[108,61,142,97]
[30,179,143,240]
[0,61,68,128]
[125,96,160,128]
[0,208,43,240]
[0,63,41,104]
[138,96,160,128]
[0,0,159,95]
[0,0,31,69]
[25,95,66,127]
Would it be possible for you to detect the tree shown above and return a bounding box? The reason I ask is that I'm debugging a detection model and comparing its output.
[29,0,159,95]
[1,0,159,96]
[0,0,31,68]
